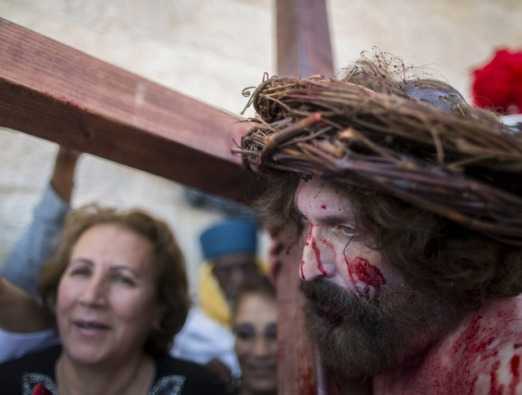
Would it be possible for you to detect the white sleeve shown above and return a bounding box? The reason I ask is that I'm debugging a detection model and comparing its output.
[0,328,60,363]
[170,308,240,377]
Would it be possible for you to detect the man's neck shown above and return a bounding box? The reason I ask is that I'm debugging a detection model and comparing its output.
[374,296,522,394]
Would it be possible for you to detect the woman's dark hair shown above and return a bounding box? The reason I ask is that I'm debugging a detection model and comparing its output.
[231,274,276,320]
[39,204,190,357]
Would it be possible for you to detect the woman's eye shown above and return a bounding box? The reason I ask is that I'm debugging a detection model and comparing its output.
[264,322,277,340]
[113,275,135,286]
[234,324,256,340]
[69,267,90,277]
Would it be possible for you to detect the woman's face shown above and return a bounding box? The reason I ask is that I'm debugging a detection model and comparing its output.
[56,223,160,365]
[234,293,277,395]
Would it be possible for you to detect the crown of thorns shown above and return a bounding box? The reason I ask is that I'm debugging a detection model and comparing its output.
[237,75,522,246]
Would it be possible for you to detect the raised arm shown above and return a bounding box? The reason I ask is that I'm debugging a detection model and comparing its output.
[1,147,79,296]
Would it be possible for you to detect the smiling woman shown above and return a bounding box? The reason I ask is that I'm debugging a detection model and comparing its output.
[0,205,227,395]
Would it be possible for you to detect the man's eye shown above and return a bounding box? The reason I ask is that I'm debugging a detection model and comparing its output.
[297,213,309,227]
[337,225,355,236]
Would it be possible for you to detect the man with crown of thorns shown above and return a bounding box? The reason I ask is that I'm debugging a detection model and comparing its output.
[238,53,522,394]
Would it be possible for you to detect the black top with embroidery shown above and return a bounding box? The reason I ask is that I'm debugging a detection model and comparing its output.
[0,345,227,395]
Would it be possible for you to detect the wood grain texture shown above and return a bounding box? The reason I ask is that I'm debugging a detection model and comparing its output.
[276,0,335,78]
[275,0,335,394]
[274,229,318,395]
[0,18,260,203]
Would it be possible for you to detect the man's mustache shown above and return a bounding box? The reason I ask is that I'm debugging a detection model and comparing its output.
[300,279,380,326]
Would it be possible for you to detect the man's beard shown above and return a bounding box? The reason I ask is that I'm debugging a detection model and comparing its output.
[300,278,461,380]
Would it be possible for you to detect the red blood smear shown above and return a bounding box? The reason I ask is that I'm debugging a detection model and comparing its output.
[447,314,503,394]
[298,363,317,395]
[299,260,305,280]
[512,355,520,377]
[490,360,503,395]
[32,384,51,395]
[304,228,312,246]
[311,240,328,276]
[346,256,385,288]
[510,355,520,394]
[321,204,327,209]
[452,315,482,355]
[320,238,334,251]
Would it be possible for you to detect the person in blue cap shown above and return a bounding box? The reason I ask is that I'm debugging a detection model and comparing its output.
[198,218,264,327]
[171,217,265,385]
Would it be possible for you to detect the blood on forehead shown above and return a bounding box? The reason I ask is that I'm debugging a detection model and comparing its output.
[295,178,354,223]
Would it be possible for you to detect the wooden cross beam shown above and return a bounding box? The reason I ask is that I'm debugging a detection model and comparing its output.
[0,17,259,203]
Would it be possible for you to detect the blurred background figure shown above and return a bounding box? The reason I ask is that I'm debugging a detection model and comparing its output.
[0,147,270,392]
[198,218,263,326]
[231,276,277,395]
[1,147,80,296]
[0,205,227,394]
[0,147,79,362]
[172,217,267,384]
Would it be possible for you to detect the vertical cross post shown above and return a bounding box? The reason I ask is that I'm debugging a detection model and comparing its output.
[274,1,334,394]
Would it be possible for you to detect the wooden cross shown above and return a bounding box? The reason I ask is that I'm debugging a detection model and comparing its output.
[0,1,334,393]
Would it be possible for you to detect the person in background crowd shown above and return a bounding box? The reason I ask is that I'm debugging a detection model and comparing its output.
[0,205,227,394]
[1,147,79,296]
[0,149,260,387]
[172,218,267,382]
[0,147,78,362]
[231,276,277,395]
[198,218,264,327]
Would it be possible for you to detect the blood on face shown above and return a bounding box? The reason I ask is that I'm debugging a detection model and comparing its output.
[300,225,332,280]
[345,256,386,298]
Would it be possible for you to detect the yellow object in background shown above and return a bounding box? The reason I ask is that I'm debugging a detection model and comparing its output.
[198,260,270,328]
[198,263,231,327]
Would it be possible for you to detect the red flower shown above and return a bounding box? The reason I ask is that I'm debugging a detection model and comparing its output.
[32,383,51,395]
[472,49,522,114]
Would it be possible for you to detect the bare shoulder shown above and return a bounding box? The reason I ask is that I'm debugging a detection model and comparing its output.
[445,297,522,394]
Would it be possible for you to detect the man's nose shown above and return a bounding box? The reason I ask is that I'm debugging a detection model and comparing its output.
[79,275,107,307]
[300,225,336,281]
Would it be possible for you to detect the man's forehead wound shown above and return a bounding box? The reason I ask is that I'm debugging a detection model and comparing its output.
[295,179,344,210]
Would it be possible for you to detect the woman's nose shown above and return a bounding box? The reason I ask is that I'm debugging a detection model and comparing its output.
[79,276,107,307]
[252,337,271,357]
[300,225,336,281]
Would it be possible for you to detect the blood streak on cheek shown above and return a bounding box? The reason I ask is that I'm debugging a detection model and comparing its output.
[311,240,328,276]
[301,226,328,278]
[346,256,386,290]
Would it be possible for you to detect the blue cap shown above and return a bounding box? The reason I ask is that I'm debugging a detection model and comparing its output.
[200,218,258,261]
